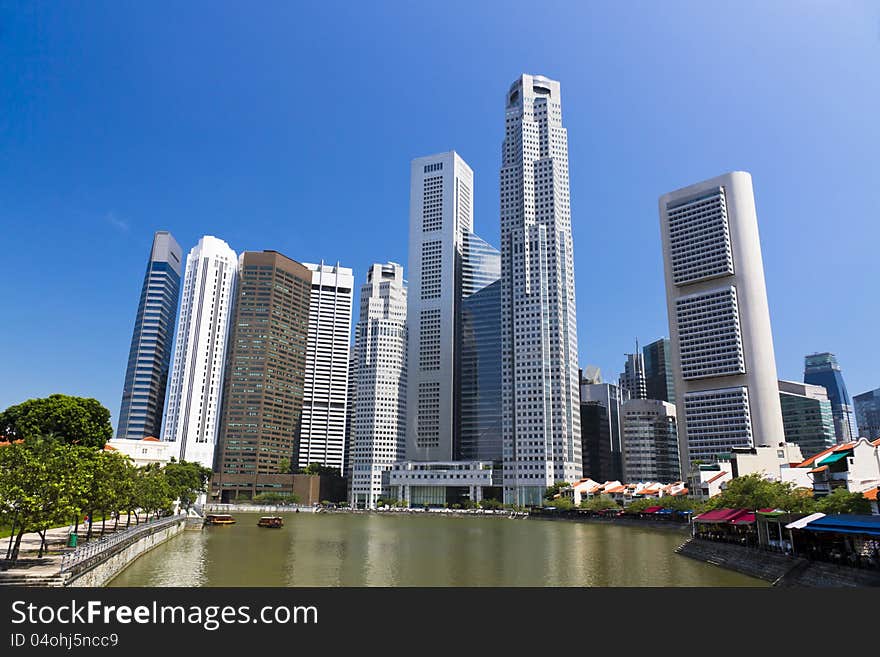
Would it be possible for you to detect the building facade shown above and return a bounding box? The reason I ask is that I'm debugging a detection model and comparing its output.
[297,262,353,471]
[620,398,680,483]
[212,251,312,501]
[659,172,785,473]
[579,378,624,483]
[349,263,408,509]
[117,231,182,441]
[162,235,237,468]
[854,388,880,441]
[643,337,675,404]
[778,380,836,457]
[804,353,855,443]
[500,74,581,505]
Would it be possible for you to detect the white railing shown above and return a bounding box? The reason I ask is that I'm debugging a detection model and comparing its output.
[59,514,185,575]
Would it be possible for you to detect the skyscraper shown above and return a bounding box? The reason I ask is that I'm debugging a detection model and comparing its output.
[349,263,407,509]
[778,380,836,458]
[117,231,182,441]
[213,251,312,501]
[619,346,647,401]
[162,235,237,468]
[620,398,680,483]
[853,388,880,441]
[579,372,624,483]
[297,261,354,471]
[804,352,855,443]
[659,172,785,472]
[643,337,675,404]
[500,74,581,505]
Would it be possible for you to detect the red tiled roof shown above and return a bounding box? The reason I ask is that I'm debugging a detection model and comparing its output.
[796,442,856,469]
[706,471,728,484]
[809,465,828,474]
[863,487,878,501]
[604,485,625,494]
[143,436,160,442]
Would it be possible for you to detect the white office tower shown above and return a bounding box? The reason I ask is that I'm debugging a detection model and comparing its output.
[659,172,785,473]
[405,151,475,462]
[162,235,238,468]
[620,398,680,483]
[500,74,582,505]
[349,263,408,509]
[297,261,354,471]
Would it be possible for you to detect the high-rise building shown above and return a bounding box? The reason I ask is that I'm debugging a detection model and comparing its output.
[162,236,237,468]
[213,251,312,501]
[349,263,408,509]
[117,231,182,441]
[500,74,581,505]
[620,398,680,483]
[391,151,503,507]
[296,261,354,471]
[853,388,880,441]
[643,337,675,404]
[659,172,785,473]
[778,380,836,458]
[619,345,647,401]
[579,373,623,483]
[804,353,855,443]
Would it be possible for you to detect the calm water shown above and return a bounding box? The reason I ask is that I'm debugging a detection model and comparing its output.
[109,513,764,587]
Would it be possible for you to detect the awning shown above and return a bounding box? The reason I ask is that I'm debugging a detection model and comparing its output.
[798,514,880,537]
[732,513,756,525]
[694,508,751,523]
[656,508,674,514]
[817,452,850,466]
[785,512,826,530]
[809,465,828,474]
[643,506,663,514]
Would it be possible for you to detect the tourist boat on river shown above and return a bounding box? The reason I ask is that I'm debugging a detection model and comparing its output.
[257,516,284,528]
[204,514,236,526]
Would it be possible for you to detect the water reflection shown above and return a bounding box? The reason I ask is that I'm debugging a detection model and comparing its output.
[109,513,765,587]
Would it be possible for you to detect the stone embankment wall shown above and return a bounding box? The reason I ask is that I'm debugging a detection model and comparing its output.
[66,519,186,587]
[204,504,315,513]
[676,538,880,587]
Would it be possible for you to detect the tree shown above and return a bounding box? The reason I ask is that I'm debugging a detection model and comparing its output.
[134,466,173,520]
[0,435,87,562]
[579,495,620,511]
[0,395,112,448]
[302,463,341,477]
[544,481,570,500]
[546,497,574,510]
[253,492,300,505]
[815,488,871,514]
[163,460,212,510]
[277,458,291,475]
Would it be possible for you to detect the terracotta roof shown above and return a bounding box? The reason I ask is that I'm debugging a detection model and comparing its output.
[103,444,117,451]
[604,485,625,494]
[872,438,880,447]
[796,442,855,469]
[863,487,879,501]
[706,471,728,484]
[143,436,160,442]
[808,465,828,474]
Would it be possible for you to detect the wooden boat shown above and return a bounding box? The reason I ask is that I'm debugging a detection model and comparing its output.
[204,514,236,526]
[257,516,284,528]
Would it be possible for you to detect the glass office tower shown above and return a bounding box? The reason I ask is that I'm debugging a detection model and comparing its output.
[804,352,855,443]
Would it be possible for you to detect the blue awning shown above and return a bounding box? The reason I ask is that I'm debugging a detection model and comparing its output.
[799,514,880,537]
[817,451,850,466]
[656,508,674,514]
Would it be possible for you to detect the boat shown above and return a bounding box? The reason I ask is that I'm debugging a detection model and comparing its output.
[258,516,284,528]
[204,514,236,526]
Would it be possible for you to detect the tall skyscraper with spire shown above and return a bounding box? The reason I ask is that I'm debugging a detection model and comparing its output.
[804,352,855,443]
[162,235,237,468]
[500,74,581,505]
[117,231,182,440]
[619,342,647,401]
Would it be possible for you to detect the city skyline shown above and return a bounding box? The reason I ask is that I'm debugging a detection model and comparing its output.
[2,4,879,423]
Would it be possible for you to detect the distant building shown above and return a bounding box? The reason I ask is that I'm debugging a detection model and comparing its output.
[579,375,624,483]
[804,352,855,443]
[643,338,675,404]
[853,388,880,441]
[212,250,312,502]
[297,261,354,471]
[659,172,785,472]
[163,236,237,469]
[619,346,647,401]
[787,438,880,498]
[117,231,182,441]
[778,380,836,457]
[349,263,408,509]
[620,398,680,483]
[105,436,171,468]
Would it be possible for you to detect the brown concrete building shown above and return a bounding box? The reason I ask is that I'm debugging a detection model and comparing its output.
[213,250,312,502]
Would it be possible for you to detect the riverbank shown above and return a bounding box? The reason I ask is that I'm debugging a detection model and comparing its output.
[529,512,691,533]
[676,537,880,587]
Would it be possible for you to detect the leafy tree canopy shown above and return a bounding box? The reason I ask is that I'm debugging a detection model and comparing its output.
[0,395,112,448]
[543,481,570,500]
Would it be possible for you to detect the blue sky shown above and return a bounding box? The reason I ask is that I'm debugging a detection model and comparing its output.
[1,2,878,428]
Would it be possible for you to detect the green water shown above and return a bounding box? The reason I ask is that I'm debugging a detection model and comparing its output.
[108,513,765,587]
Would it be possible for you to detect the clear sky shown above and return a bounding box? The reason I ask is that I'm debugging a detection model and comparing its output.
[1,2,878,429]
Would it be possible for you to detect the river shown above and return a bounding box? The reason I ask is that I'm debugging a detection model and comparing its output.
[108,512,764,586]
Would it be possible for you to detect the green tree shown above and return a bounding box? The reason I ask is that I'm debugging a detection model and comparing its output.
[479,498,502,510]
[815,488,871,514]
[0,435,87,562]
[134,466,173,520]
[546,497,574,510]
[543,481,570,500]
[302,463,341,477]
[277,457,291,475]
[163,460,212,510]
[579,495,620,511]
[0,395,112,448]
[253,492,300,505]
